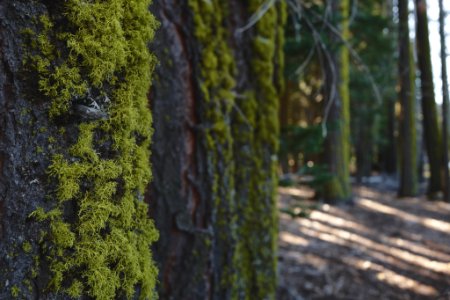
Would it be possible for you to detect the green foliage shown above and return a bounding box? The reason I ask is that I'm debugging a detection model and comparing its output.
[350,1,397,159]
[298,164,333,194]
[26,0,159,299]
[280,124,324,157]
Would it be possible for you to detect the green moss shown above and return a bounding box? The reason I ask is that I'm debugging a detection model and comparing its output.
[323,0,352,201]
[11,285,19,298]
[231,1,286,299]
[26,0,159,299]
[23,279,33,293]
[22,241,32,253]
[189,0,237,294]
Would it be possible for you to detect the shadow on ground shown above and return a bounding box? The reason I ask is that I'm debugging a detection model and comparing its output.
[277,184,450,300]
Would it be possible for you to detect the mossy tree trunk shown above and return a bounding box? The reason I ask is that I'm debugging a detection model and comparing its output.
[1,0,159,299]
[398,0,419,197]
[323,0,352,202]
[149,0,286,299]
[415,0,443,197]
[439,0,450,202]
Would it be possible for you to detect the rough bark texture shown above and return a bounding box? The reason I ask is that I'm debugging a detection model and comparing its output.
[0,3,55,298]
[415,0,443,196]
[1,1,159,299]
[149,0,286,299]
[148,2,213,299]
[398,0,418,197]
[323,0,352,202]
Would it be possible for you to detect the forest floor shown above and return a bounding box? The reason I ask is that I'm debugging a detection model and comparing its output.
[276,178,450,300]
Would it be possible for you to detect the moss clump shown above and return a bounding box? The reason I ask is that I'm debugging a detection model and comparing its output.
[11,285,20,298]
[22,241,32,253]
[26,0,159,299]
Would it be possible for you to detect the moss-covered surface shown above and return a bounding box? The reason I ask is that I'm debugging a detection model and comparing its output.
[188,0,238,296]
[25,1,159,298]
[232,1,287,299]
[186,0,286,298]
[323,0,352,202]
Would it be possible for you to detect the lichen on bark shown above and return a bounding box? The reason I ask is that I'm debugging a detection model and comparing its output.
[25,0,159,298]
[232,1,287,298]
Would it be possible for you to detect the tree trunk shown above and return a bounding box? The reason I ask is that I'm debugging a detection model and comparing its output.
[398,0,419,197]
[323,0,352,202]
[1,0,159,299]
[415,0,443,197]
[149,0,286,298]
[439,0,450,202]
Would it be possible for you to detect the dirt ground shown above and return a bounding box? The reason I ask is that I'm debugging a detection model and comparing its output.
[277,181,450,300]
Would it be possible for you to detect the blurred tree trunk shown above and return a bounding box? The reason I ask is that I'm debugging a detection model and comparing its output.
[439,0,450,201]
[382,97,398,174]
[149,0,286,298]
[415,0,443,197]
[382,0,397,175]
[398,0,418,197]
[323,0,352,202]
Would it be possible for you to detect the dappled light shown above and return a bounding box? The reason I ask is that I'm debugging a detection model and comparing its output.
[278,186,450,299]
[359,198,450,234]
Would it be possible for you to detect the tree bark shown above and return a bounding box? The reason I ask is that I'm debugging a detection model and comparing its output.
[1,0,160,299]
[323,0,352,202]
[415,0,443,197]
[149,0,286,298]
[439,0,450,202]
[398,0,419,197]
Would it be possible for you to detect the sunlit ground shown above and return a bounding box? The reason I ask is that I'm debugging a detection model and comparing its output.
[277,185,450,300]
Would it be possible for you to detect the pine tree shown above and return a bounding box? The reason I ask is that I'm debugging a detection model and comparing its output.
[149,0,286,298]
[398,0,419,197]
[323,0,352,202]
[439,0,450,201]
[415,0,443,197]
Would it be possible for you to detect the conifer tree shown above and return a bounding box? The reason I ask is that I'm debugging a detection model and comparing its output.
[323,0,352,202]
[415,0,443,197]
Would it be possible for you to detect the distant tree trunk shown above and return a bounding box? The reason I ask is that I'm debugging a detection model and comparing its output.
[382,97,398,174]
[398,0,418,196]
[439,0,450,201]
[1,1,159,299]
[323,0,352,202]
[415,0,443,197]
[378,0,397,175]
[149,0,286,298]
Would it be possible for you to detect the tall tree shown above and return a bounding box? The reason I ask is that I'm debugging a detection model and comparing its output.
[380,0,398,175]
[415,0,443,197]
[439,0,450,201]
[398,0,419,197]
[323,0,352,202]
[149,0,286,298]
